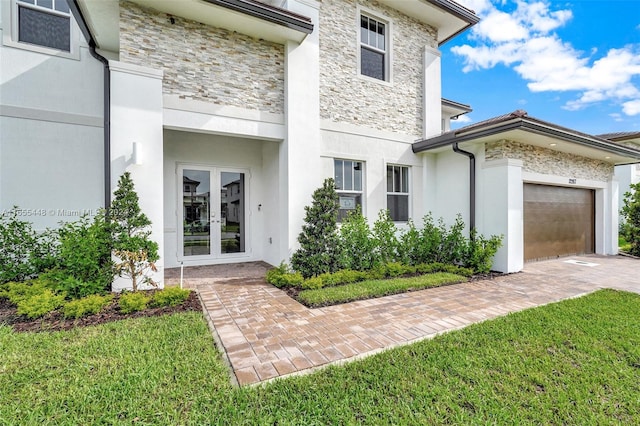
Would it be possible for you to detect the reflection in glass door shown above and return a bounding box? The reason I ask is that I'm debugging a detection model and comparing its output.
[182,169,211,256]
[180,167,246,259]
[220,172,245,254]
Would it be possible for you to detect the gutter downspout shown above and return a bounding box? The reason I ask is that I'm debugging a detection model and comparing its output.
[88,43,111,216]
[68,1,110,215]
[452,142,475,236]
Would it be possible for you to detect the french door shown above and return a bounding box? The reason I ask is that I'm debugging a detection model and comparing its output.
[178,165,247,260]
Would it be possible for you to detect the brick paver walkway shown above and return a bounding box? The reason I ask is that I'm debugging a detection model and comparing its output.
[167,255,640,386]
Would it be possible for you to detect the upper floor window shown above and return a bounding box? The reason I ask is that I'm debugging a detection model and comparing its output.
[360,14,388,81]
[335,159,364,222]
[16,0,71,51]
[386,165,409,222]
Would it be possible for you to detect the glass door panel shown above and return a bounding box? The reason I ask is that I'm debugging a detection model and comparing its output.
[220,172,245,254]
[182,169,211,256]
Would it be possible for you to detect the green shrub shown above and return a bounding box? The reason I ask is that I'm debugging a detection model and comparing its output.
[266,263,304,288]
[372,210,400,265]
[301,276,324,290]
[338,207,376,271]
[397,219,422,266]
[118,291,151,314]
[16,289,65,319]
[5,279,53,305]
[43,273,107,301]
[63,294,113,319]
[291,178,341,278]
[317,270,368,287]
[335,269,368,284]
[152,287,191,307]
[0,208,58,284]
[415,263,473,277]
[384,262,407,277]
[621,182,640,256]
[50,213,113,298]
[437,215,467,264]
[465,231,503,274]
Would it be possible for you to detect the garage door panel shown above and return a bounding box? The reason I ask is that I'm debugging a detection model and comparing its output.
[524,184,594,261]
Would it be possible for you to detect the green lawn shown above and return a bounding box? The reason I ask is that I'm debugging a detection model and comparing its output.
[2,290,639,424]
[299,272,467,307]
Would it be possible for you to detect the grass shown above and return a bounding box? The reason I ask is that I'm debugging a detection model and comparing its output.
[298,272,467,307]
[1,290,639,424]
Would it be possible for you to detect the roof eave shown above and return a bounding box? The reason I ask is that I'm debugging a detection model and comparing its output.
[204,0,313,34]
[413,118,640,162]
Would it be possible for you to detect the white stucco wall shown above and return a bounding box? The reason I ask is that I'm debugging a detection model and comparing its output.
[320,122,423,224]
[0,7,104,230]
[109,61,164,290]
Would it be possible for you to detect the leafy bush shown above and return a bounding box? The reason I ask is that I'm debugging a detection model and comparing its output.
[0,209,58,284]
[621,182,640,256]
[63,294,113,319]
[291,178,341,278]
[384,262,409,277]
[48,213,113,298]
[437,215,467,264]
[301,277,324,290]
[118,291,151,314]
[16,289,65,319]
[338,207,376,271]
[372,210,400,264]
[152,287,191,308]
[266,263,304,288]
[317,270,368,287]
[4,279,53,305]
[415,263,474,277]
[465,231,503,274]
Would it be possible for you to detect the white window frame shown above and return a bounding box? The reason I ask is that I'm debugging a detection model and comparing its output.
[356,6,393,85]
[386,164,411,222]
[334,158,365,221]
[3,0,80,59]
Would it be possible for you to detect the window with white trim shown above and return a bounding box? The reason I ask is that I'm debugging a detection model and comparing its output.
[360,14,388,81]
[15,0,71,51]
[386,165,409,221]
[334,159,363,222]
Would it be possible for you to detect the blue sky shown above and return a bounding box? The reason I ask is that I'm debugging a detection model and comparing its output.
[442,0,640,135]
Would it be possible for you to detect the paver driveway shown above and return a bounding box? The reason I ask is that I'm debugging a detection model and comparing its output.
[167,255,640,386]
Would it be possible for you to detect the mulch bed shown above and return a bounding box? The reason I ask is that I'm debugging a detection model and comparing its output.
[0,290,202,333]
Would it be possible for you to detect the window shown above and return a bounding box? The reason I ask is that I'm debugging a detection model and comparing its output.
[387,165,409,221]
[360,14,387,81]
[15,0,71,51]
[335,159,363,221]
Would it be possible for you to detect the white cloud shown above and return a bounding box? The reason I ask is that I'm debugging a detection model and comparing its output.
[609,113,623,122]
[622,100,640,116]
[452,0,640,116]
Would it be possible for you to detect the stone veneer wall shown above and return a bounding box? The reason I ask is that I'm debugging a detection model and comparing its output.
[119,1,285,114]
[319,0,437,136]
[486,140,614,181]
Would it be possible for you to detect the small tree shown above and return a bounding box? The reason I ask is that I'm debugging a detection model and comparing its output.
[621,182,640,256]
[109,172,159,291]
[291,178,340,278]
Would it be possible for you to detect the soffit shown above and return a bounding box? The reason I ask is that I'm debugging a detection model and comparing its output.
[378,0,478,45]
[76,0,310,53]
